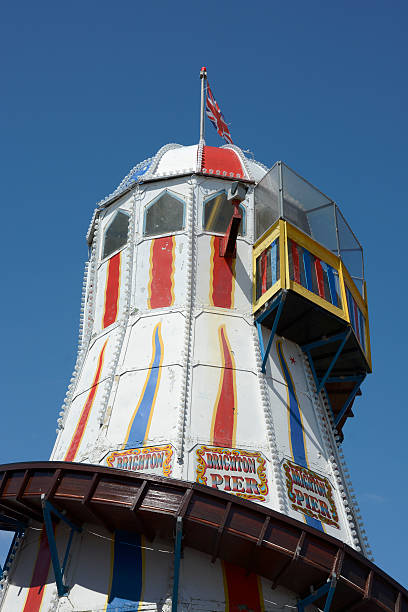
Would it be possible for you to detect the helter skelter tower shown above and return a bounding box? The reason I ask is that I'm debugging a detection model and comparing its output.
[0,76,407,612]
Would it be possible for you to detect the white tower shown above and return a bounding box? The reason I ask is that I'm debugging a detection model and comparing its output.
[0,142,405,612]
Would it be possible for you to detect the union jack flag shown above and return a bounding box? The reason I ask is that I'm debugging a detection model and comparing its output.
[206,81,233,144]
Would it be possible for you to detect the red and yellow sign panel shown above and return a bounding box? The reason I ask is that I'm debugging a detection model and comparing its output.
[283,460,339,528]
[106,444,174,477]
[195,445,268,502]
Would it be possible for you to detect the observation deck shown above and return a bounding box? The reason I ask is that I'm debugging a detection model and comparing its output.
[253,163,370,434]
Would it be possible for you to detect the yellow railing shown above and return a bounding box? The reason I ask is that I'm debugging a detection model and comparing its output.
[253,220,371,368]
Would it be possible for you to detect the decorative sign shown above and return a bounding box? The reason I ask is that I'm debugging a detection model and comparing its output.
[106,444,173,477]
[283,460,339,528]
[195,445,269,501]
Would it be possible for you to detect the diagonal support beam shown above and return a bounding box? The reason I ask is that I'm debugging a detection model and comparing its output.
[301,330,349,353]
[316,330,351,393]
[41,496,82,598]
[303,329,364,432]
[297,576,337,611]
[334,375,365,427]
[255,293,287,374]
[171,516,183,612]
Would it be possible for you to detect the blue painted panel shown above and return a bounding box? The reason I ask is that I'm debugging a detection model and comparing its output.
[270,240,278,286]
[302,249,313,292]
[107,531,143,610]
[322,262,338,307]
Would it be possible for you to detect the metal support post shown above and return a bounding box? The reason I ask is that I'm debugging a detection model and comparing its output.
[41,496,82,597]
[199,67,207,143]
[172,516,183,612]
[297,576,337,611]
[324,576,337,611]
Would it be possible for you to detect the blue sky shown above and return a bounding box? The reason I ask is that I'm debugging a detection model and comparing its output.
[1,0,407,588]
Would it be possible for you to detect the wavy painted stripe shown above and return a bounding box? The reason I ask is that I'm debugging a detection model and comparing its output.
[102,252,121,329]
[148,237,175,309]
[209,236,235,308]
[211,325,237,447]
[222,561,264,612]
[22,527,51,612]
[276,339,323,532]
[123,323,163,448]
[65,340,108,461]
[105,531,143,611]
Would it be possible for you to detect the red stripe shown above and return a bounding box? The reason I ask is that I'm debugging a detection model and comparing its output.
[213,327,235,447]
[201,146,244,176]
[211,237,235,308]
[23,527,51,612]
[149,237,175,309]
[223,561,263,612]
[103,252,121,329]
[65,341,107,461]
[314,257,325,299]
[291,241,300,284]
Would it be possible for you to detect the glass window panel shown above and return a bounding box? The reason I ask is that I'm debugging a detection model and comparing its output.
[336,208,364,284]
[103,211,129,259]
[282,164,331,213]
[204,192,245,236]
[282,164,338,249]
[254,163,279,240]
[307,205,338,254]
[144,192,185,237]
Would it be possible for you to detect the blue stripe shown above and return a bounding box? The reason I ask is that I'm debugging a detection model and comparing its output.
[322,262,338,307]
[277,342,307,468]
[126,326,162,448]
[302,249,313,291]
[270,240,277,286]
[107,531,142,610]
[277,341,323,532]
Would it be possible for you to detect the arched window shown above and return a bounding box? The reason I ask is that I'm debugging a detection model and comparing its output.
[204,191,246,236]
[102,210,129,259]
[144,191,185,237]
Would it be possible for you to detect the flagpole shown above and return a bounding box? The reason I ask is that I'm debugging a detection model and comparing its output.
[199,66,207,143]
